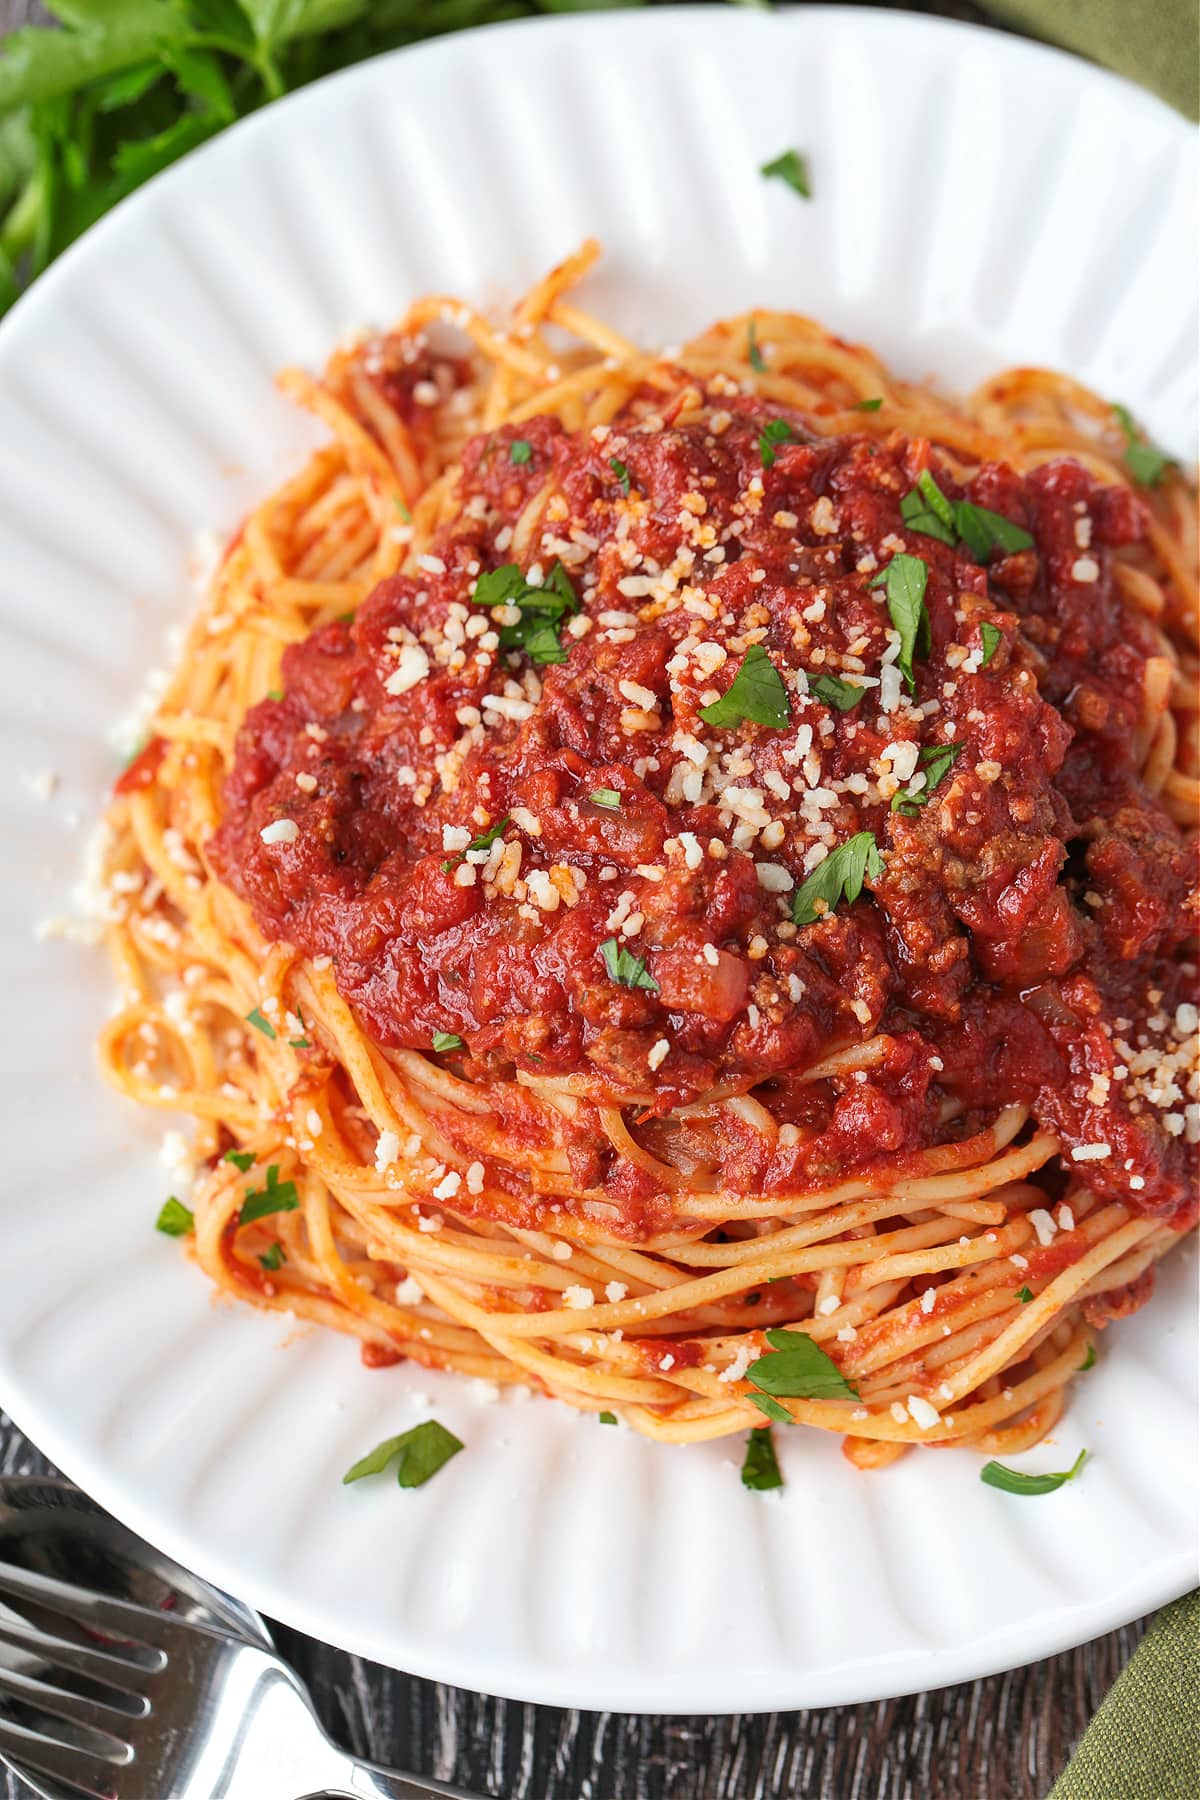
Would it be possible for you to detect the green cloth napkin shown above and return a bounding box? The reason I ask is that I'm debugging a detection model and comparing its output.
[1049,1591,1200,1799]
[982,0,1199,118]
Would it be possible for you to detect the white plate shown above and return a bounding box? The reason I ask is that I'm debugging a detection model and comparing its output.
[0,6,1195,1714]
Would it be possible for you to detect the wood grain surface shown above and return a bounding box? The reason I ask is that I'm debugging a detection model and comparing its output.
[0,4,1150,1795]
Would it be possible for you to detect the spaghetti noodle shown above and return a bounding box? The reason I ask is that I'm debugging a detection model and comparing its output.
[93,243,1198,1466]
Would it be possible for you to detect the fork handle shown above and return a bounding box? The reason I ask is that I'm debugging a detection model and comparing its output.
[321,1757,482,1800]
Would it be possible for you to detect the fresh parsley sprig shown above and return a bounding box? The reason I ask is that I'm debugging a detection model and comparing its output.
[343,1420,463,1489]
[899,470,1034,563]
[471,559,581,666]
[890,742,962,816]
[791,831,883,928]
[746,1328,860,1400]
[869,553,930,692]
[699,645,791,730]
[600,937,658,994]
[980,1449,1088,1496]
[1111,403,1173,488]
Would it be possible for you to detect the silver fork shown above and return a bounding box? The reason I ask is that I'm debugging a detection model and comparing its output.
[0,1557,474,1800]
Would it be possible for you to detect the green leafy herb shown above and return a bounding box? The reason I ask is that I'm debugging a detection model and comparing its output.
[890,742,962,816]
[509,438,532,465]
[600,936,659,994]
[342,1420,464,1490]
[258,1241,285,1272]
[746,1327,860,1400]
[791,831,883,928]
[899,470,957,547]
[748,1393,793,1424]
[266,686,284,701]
[471,559,580,666]
[980,1448,1088,1497]
[740,1426,784,1491]
[698,644,791,730]
[598,1410,618,1425]
[953,500,1034,563]
[155,1195,194,1237]
[746,318,765,372]
[979,621,1003,666]
[805,670,866,712]
[1015,1285,1034,1304]
[589,788,621,809]
[393,498,412,522]
[1079,1345,1096,1372]
[441,816,510,872]
[759,147,811,200]
[869,553,930,691]
[289,1035,310,1049]
[245,1006,277,1040]
[432,1031,463,1053]
[239,1164,299,1227]
[1111,403,1173,488]
[609,456,631,496]
[853,397,883,412]
[758,417,794,469]
[223,1148,255,1173]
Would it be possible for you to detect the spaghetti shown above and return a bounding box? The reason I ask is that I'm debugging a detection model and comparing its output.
[93,242,1199,1466]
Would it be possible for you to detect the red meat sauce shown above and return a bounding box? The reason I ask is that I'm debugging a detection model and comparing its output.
[210,397,1198,1227]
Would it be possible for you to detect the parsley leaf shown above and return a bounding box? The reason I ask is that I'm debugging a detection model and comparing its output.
[155,1195,193,1237]
[890,742,962,815]
[1111,403,1173,488]
[258,1241,285,1272]
[758,417,794,469]
[1079,1345,1096,1372]
[343,1420,464,1489]
[900,471,957,547]
[432,1031,463,1052]
[854,397,883,412]
[979,621,1003,666]
[791,831,883,927]
[589,788,621,809]
[747,319,766,372]
[598,1410,618,1425]
[509,438,532,465]
[759,147,811,200]
[746,1327,860,1400]
[609,456,631,496]
[869,553,929,692]
[471,560,580,666]
[805,670,866,712]
[245,1007,277,1040]
[954,500,1034,563]
[748,1393,793,1424]
[223,1148,255,1173]
[600,937,659,994]
[741,1426,784,1490]
[980,1449,1088,1496]
[698,645,791,730]
[239,1164,299,1226]
[1015,1285,1034,1304]
[441,816,510,872]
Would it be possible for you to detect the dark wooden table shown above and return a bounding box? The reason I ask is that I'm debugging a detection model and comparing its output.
[0,3,1154,1795]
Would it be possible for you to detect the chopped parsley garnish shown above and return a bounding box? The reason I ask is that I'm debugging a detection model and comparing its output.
[441,817,511,872]
[1111,403,1173,488]
[854,397,883,412]
[746,1327,861,1400]
[239,1165,300,1227]
[792,831,883,928]
[598,1411,618,1425]
[1015,1285,1034,1304]
[600,937,659,993]
[699,645,791,730]
[267,687,284,702]
[223,1149,255,1173]
[155,1197,194,1237]
[805,670,866,712]
[890,742,962,816]
[343,1420,464,1489]
[589,788,621,809]
[979,621,1003,666]
[394,499,413,522]
[748,1393,793,1424]
[258,1242,285,1272]
[471,560,581,666]
[900,471,956,547]
[869,552,930,691]
[758,417,795,469]
[747,319,766,372]
[1079,1345,1096,1372]
[954,500,1034,563]
[980,1449,1087,1496]
[432,1032,464,1053]
[759,147,812,200]
[288,1004,310,1050]
[509,439,532,465]
[741,1426,784,1491]
[609,457,631,496]
[245,1007,277,1041]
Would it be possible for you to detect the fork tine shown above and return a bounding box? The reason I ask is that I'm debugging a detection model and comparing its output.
[0,1560,175,1658]
[0,1609,160,1689]
[0,1713,123,1800]
[0,1658,147,1729]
